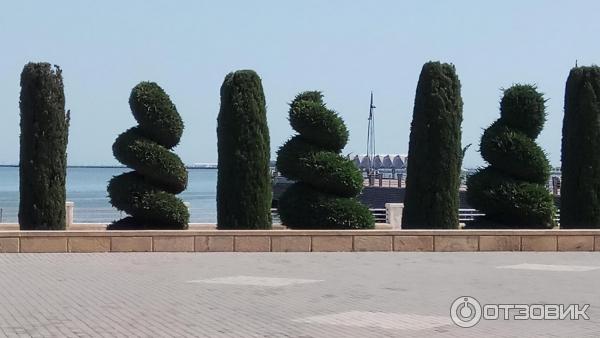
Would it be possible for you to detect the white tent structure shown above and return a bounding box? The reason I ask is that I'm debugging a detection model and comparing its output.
[352,154,407,170]
[360,156,372,169]
[372,155,384,169]
[392,155,406,169]
[382,155,394,169]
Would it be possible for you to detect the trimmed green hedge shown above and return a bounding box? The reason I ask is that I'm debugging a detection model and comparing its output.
[466,84,554,228]
[107,172,189,228]
[19,62,70,230]
[278,183,374,230]
[113,127,187,192]
[289,100,349,152]
[276,136,363,197]
[107,82,189,229]
[217,70,272,229]
[466,167,555,227]
[480,121,550,184]
[276,91,374,229]
[500,85,546,138]
[561,66,600,228]
[129,82,183,148]
[402,61,463,229]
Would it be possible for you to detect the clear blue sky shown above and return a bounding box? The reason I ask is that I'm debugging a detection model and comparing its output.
[0,1,598,167]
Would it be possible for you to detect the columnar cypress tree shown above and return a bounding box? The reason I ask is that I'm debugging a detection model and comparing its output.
[402,61,463,229]
[19,62,69,230]
[107,82,189,229]
[561,66,600,228]
[466,85,554,228]
[276,91,374,229]
[217,70,272,229]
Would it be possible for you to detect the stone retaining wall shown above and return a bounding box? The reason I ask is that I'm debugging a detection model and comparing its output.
[0,229,599,252]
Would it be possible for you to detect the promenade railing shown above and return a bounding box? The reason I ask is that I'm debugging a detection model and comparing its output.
[0,205,560,225]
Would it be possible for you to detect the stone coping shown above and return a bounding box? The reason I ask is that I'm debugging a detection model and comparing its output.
[0,228,598,253]
[1,229,600,237]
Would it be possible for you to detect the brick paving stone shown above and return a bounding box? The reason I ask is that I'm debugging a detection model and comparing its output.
[0,252,597,337]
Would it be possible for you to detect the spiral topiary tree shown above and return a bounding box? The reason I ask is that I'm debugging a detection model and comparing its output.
[217,70,272,229]
[19,62,70,230]
[276,91,374,229]
[107,82,189,229]
[466,84,554,228]
[561,66,600,228]
[402,61,463,229]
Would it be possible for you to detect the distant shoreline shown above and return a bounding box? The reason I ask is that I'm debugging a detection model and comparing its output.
[0,164,219,169]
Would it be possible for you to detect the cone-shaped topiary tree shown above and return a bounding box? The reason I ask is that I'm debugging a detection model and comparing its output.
[561,66,600,228]
[402,61,463,229]
[276,91,374,229]
[466,84,554,228]
[19,62,70,230]
[217,70,272,229]
[107,82,189,229]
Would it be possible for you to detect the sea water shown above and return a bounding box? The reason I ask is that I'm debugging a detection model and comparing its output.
[0,167,218,223]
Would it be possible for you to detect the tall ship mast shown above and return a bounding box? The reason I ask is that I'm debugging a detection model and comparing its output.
[366,91,376,174]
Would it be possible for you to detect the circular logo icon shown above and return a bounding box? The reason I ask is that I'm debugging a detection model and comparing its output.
[450,296,482,328]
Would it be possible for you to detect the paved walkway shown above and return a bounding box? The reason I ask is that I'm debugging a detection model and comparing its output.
[0,252,598,337]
